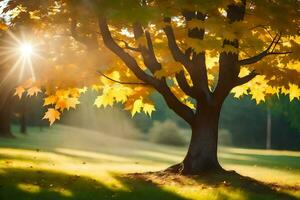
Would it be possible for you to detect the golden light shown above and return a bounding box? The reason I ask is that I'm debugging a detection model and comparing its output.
[0,31,43,86]
[19,42,34,58]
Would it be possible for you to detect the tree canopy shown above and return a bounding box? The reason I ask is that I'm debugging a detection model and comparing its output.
[1,0,299,125]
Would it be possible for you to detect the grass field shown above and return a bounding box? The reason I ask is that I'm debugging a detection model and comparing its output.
[0,125,299,200]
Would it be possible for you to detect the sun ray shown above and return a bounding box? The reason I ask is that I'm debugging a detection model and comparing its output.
[0,31,42,86]
[0,56,22,88]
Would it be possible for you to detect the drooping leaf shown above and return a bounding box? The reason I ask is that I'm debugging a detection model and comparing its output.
[43,108,61,125]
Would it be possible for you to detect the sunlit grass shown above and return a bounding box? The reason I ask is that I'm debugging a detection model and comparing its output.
[0,125,299,200]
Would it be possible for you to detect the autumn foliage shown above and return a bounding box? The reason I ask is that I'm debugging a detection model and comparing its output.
[0,1,298,124]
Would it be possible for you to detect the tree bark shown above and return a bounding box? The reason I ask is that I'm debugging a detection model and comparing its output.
[183,105,222,174]
[0,94,14,138]
[167,104,223,175]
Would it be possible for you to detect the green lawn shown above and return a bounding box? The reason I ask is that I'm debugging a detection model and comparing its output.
[0,125,299,200]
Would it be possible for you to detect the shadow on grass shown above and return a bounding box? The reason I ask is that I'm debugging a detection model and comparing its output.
[220,151,300,171]
[195,170,299,200]
[0,167,299,200]
[130,170,299,200]
[0,168,188,200]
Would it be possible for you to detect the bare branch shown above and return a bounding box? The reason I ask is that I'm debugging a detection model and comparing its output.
[97,71,149,85]
[268,51,292,55]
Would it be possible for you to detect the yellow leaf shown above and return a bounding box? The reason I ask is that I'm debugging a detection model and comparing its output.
[239,68,250,78]
[265,86,278,95]
[94,94,114,108]
[54,97,79,111]
[113,86,132,103]
[27,86,41,97]
[131,99,143,116]
[55,98,67,111]
[43,108,60,125]
[79,87,88,94]
[69,88,80,98]
[65,97,80,110]
[14,86,25,99]
[55,90,69,98]
[288,84,300,101]
[44,95,58,106]
[231,86,248,98]
[251,89,265,104]
[143,103,155,116]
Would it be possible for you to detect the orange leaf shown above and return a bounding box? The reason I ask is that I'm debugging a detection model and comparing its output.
[27,86,42,97]
[14,86,25,99]
[43,108,61,125]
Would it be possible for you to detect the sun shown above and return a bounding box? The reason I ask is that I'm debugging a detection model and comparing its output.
[0,31,43,86]
[19,42,34,58]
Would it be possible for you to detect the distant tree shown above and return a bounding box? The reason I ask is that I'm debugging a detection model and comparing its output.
[4,1,300,174]
[220,96,300,150]
[19,97,27,134]
[271,96,300,132]
[0,90,14,138]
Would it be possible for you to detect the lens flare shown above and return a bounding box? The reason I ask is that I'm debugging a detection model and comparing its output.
[19,43,34,58]
[0,31,42,87]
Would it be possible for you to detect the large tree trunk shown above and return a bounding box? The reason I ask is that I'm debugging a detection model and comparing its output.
[167,104,223,175]
[182,105,222,174]
[0,94,14,138]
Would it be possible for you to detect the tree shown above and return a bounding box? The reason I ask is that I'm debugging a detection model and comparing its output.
[0,90,14,138]
[0,65,15,138]
[19,97,28,134]
[3,0,300,174]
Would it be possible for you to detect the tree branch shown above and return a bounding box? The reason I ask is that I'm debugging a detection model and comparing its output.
[183,11,212,102]
[233,71,258,87]
[213,2,246,105]
[98,16,195,124]
[133,23,161,73]
[238,34,291,66]
[98,17,156,85]
[115,39,141,52]
[97,71,149,85]
[163,16,212,103]
[163,18,190,67]
[175,71,195,98]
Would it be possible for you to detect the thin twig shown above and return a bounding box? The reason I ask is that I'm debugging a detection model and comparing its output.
[98,71,149,85]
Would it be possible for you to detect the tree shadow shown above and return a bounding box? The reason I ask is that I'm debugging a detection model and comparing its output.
[0,168,188,200]
[129,170,300,200]
[195,170,299,200]
[220,151,300,171]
